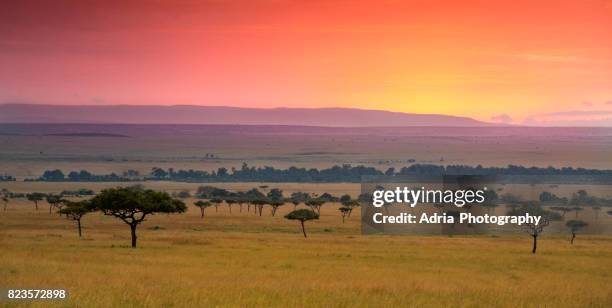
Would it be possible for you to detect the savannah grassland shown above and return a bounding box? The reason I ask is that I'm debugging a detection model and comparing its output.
[1,125,612,307]
[1,182,612,307]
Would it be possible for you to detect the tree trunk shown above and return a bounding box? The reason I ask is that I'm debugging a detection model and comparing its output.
[571,232,576,244]
[348,209,353,218]
[228,205,232,214]
[300,220,307,238]
[49,204,52,214]
[34,200,39,210]
[342,215,345,223]
[240,204,243,213]
[200,208,205,219]
[532,235,537,254]
[130,224,138,248]
[271,207,277,216]
[77,219,82,237]
[215,205,218,212]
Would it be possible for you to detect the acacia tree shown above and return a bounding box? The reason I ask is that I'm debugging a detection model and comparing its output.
[210,198,223,213]
[90,187,186,248]
[252,199,267,216]
[290,192,310,210]
[225,198,236,214]
[267,188,284,216]
[194,200,212,219]
[269,201,284,216]
[565,220,588,244]
[508,203,561,254]
[550,206,572,218]
[338,207,351,223]
[285,209,319,238]
[46,194,65,214]
[340,198,360,217]
[59,200,93,237]
[571,206,583,218]
[306,199,325,215]
[2,195,8,211]
[27,192,45,210]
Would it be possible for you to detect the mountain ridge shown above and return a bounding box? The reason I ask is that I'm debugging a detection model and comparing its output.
[0,103,491,127]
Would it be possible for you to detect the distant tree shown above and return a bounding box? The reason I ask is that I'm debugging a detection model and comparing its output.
[150,167,168,179]
[357,192,372,203]
[550,206,572,218]
[305,199,325,215]
[269,201,284,216]
[30,193,46,210]
[267,188,284,216]
[252,199,267,216]
[176,190,191,199]
[338,207,351,223]
[267,188,283,201]
[340,195,360,217]
[508,203,562,254]
[210,198,223,212]
[194,200,212,219]
[290,192,311,210]
[2,195,8,211]
[571,206,583,218]
[225,198,236,214]
[592,206,602,220]
[565,220,588,244]
[317,193,338,202]
[285,209,319,238]
[235,192,247,212]
[59,200,93,237]
[90,187,186,248]
[245,188,266,216]
[45,194,65,214]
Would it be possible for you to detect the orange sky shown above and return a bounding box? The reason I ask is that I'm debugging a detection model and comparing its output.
[1,0,611,125]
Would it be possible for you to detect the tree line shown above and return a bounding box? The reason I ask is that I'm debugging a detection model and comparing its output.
[27,163,612,183]
[2,185,611,251]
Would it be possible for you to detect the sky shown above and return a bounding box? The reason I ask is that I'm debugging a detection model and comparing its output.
[1,0,611,125]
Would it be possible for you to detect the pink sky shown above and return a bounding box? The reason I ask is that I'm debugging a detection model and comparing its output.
[1,0,612,125]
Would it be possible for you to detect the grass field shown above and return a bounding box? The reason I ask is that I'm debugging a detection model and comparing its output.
[1,194,611,307]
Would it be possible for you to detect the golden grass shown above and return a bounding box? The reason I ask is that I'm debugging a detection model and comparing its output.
[1,197,611,307]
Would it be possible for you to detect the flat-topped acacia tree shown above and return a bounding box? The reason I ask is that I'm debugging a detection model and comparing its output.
[194,200,212,219]
[508,202,561,254]
[285,209,319,238]
[46,194,65,214]
[2,195,8,211]
[565,220,588,244]
[90,187,186,248]
[27,192,45,210]
[59,200,93,237]
[305,199,325,215]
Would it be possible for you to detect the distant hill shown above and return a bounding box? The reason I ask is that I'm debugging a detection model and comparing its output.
[0,104,490,127]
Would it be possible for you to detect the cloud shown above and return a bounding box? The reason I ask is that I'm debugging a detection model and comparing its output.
[581,101,593,107]
[606,101,612,105]
[537,110,612,117]
[491,114,512,124]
